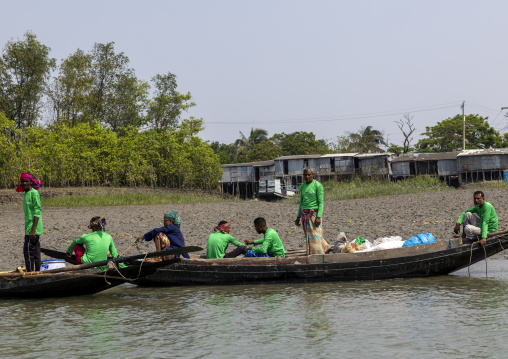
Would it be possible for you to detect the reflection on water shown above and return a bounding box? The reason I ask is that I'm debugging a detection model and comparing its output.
[1,259,508,359]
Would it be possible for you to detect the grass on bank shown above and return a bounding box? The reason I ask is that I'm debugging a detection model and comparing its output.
[286,175,454,204]
[40,176,508,207]
[43,191,233,207]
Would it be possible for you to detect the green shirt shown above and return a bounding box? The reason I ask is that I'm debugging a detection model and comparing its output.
[457,201,498,238]
[206,231,245,259]
[67,231,121,271]
[252,228,285,257]
[23,187,43,235]
[297,180,324,218]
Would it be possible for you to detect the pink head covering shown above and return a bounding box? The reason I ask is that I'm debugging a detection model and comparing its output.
[214,222,231,233]
[15,172,41,192]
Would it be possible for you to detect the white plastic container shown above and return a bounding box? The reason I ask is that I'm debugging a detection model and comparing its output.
[40,259,66,271]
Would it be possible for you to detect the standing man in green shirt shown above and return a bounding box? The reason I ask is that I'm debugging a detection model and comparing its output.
[244,217,285,257]
[454,190,498,247]
[295,167,331,255]
[16,172,43,272]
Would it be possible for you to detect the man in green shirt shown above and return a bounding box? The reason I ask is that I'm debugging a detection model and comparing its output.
[294,167,331,255]
[244,217,285,257]
[454,191,498,247]
[66,216,125,271]
[16,172,43,272]
[206,221,247,259]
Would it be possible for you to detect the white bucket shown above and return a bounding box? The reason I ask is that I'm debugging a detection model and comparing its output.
[40,259,66,271]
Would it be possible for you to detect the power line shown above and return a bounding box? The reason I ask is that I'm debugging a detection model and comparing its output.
[206,102,462,125]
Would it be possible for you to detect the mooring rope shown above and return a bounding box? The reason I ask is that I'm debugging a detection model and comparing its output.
[102,252,149,284]
[467,239,488,278]
[119,239,140,257]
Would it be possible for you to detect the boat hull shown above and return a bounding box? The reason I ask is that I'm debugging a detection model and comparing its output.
[0,260,174,298]
[134,236,508,286]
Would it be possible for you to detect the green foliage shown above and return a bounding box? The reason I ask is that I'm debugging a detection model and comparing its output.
[43,191,230,207]
[387,144,406,156]
[210,141,238,164]
[347,126,387,153]
[0,115,222,190]
[146,72,195,131]
[236,141,283,163]
[271,131,330,155]
[46,48,93,126]
[285,175,451,202]
[327,135,352,153]
[235,127,268,153]
[0,31,56,129]
[416,114,504,152]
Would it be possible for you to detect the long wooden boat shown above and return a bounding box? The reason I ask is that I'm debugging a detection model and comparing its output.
[0,246,201,298]
[133,233,508,286]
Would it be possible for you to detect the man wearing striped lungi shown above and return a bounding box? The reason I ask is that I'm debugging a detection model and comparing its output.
[294,167,331,255]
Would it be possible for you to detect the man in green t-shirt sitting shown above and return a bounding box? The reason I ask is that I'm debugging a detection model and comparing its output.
[244,217,285,257]
[206,221,246,259]
[454,191,498,247]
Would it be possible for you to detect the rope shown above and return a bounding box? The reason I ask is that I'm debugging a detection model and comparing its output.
[119,239,140,257]
[102,252,149,284]
[467,238,488,278]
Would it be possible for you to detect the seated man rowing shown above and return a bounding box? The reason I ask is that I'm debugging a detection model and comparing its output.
[206,221,247,259]
[243,217,285,257]
[135,210,189,260]
[454,190,498,247]
[66,216,126,271]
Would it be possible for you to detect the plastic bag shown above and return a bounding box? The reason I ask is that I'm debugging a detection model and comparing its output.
[402,233,436,247]
[333,232,348,253]
[372,236,402,246]
[355,237,365,245]
[374,241,404,250]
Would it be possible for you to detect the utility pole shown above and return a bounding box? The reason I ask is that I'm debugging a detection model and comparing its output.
[461,101,465,150]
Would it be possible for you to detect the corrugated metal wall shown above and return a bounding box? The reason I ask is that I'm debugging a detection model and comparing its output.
[334,157,355,174]
[437,160,458,176]
[392,162,411,177]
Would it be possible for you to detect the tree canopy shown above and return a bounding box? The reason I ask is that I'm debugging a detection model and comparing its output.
[347,126,387,153]
[0,31,56,129]
[416,114,505,152]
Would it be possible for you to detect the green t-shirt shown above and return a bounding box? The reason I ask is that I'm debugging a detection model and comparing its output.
[297,180,324,218]
[206,231,245,259]
[457,201,498,238]
[67,231,122,271]
[252,228,285,257]
[23,187,43,235]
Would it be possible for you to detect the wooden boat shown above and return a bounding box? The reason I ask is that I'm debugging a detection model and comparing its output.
[133,233,508,286]
[0,246,201,298]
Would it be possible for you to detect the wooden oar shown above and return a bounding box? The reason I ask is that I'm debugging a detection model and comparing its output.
[487,230,508,237]
[29,245,202,275]
[0,256,183,280]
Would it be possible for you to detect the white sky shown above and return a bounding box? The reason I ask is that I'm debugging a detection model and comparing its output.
[2,0,508,148]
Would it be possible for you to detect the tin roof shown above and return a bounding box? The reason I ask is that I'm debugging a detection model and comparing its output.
[320,153,358,158]
[221,160,275,168]
[355,152,392,158]
[457,148,508,157]
[274,154,324,160]
[416,152,460,161]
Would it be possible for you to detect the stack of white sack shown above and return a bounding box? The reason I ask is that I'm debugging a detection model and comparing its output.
[355,236,404,252]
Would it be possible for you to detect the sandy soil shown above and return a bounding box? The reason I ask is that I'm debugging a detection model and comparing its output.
[1,187,507,271]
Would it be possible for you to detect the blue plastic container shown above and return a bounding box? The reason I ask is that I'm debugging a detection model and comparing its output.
[403,232,436,247]
[503,171,508,182]
[40,259,66,271]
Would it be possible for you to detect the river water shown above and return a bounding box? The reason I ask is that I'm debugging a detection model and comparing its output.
[2,258,508,359]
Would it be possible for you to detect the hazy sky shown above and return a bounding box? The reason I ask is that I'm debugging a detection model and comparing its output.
[2,1,508,147]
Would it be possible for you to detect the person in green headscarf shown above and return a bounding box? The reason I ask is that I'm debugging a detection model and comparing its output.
[135,210,189,259]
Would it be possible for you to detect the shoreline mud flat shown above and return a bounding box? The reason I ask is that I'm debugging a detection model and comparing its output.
[1,187,507,271]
